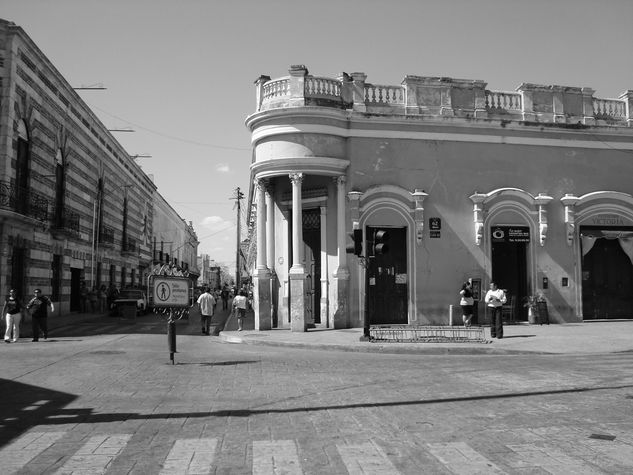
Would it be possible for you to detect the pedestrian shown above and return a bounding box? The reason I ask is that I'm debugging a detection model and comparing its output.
[221,286,229,310]
[232,290,248,331]
[98,285,108,313]
[459,280,474,327]
[3,289,23,343]
[88,286,98,313]
[106,283,119,314]
[26,288,54,342]
[196,287,216,335]
[485,282,506,339]
[79,281,89,312]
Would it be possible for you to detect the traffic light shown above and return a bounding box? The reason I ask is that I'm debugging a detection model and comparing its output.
[346,229,363,256]
[372,229,389,255]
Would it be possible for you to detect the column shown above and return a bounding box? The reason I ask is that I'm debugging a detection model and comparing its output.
[289,173,306,332]
[561,194,580,246]
[265,183,276,326]
[333,176,350,328]
[253,178,271,330]
[319,205,328,327]
[534,193,553,246]
[469,192,487,246]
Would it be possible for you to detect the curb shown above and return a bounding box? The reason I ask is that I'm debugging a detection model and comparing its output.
[218,332,554,355]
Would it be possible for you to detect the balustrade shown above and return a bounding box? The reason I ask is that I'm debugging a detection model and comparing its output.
[364,84,405,105]
[256,69,631,125]
[262,77,290,101]
[305,76,340,99]
[593,98,626,120]
[486,90,522,111]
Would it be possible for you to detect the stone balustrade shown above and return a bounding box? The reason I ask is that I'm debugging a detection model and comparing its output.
[255,65,633,126]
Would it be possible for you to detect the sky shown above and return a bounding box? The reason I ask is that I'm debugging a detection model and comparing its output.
[2,0,632,270]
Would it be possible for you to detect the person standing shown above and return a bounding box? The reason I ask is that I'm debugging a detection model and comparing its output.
[196,287,216,335]
[485,282,506,339]
[232,290,248,331]
[3,289,23,343]
[27,288,54,342]
[459,281,475,327]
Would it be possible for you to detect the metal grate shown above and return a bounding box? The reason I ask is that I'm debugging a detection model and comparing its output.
[370,325,488,343]
[302,209,320,230]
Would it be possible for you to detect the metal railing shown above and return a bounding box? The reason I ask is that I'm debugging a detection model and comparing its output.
[0,179,49,221]
[370,325,488,343]
[52,207,81,234]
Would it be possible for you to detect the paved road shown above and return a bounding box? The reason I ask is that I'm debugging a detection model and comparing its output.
[1,317,632,474]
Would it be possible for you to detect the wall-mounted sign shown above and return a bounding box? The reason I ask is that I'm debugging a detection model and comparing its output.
[491,226,530,243]
[430,231,441,238]
[429,217,441,230]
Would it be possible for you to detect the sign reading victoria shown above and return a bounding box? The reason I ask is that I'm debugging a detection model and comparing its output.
[491,226,530,243]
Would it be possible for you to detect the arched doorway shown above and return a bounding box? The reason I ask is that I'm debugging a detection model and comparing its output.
[581,228,633,319]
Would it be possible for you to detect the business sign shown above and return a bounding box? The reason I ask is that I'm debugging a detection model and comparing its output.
[429,217,441,230]
[151,276,191,308]
[491,226,530,243]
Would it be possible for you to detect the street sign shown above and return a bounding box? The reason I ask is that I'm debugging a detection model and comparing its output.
[151,276,191,308]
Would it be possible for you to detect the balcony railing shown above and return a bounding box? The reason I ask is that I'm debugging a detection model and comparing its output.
[51,207,81,234]
[255,66,632,125]
[100,225,115,245]
[123,237,137,254]
[0,180,49,221]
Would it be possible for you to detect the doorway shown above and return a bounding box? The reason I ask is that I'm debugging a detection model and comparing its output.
[11,247,26,300]
[581,232,633,319]
[491,227,528,322]
[302,209,321,325]
[70,268,82,311]
[366,226,408,325]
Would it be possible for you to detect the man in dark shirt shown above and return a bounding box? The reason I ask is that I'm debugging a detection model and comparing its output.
[27,288,54,342]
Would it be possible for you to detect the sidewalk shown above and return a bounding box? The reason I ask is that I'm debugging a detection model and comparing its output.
[220,317,633,355]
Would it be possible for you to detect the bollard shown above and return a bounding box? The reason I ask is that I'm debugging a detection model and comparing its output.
[449,304,454,326]
[167,317,176,364]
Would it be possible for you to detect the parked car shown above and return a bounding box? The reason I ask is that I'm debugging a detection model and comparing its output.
[113,289,147,316]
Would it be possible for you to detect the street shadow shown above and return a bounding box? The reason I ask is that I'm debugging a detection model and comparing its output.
[3,381,631,438]
[175,360,260,366]
[0,379,77,449]
[501,335,536,339]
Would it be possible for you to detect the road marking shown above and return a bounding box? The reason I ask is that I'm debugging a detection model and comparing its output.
[507,444,604,474]
[0,431,65,474]
[427,442,507,474]
[337,440,402,475]
[160,438,218,475]
[252,440,303,475]
[54,433,131,474]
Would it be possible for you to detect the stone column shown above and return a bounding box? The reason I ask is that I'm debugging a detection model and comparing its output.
[253,178,271,330]
[254,75,271,112]
[265,182,276,325]
[288,65,308,108]
[350,72,367,112]
[319,205,328,326]
[469,192,487,246]
[620,90,633,127]
[534,193,553,246]
[289,172,306,332]
[561,194,580,246]
[582,88,596,125]
[333,176,350,328]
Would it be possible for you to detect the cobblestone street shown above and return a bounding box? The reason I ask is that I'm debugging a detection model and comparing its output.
[1,315,632,473]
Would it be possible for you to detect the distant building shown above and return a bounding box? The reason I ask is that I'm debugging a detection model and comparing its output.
[245,65,633,332]
[0,19,198,314]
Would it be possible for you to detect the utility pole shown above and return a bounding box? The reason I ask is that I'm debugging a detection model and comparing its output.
[231,187,244,287]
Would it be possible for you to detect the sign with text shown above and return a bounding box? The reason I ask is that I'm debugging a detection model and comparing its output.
[151,276,191,308]
[491,226,530,243]
[429,217,442,230]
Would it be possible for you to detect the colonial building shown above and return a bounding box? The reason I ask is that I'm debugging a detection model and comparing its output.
[0,19,198,315]
[245,65,633,332]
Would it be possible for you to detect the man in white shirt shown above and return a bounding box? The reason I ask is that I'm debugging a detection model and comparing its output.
[196,287,216,335]
[485,282,507,339]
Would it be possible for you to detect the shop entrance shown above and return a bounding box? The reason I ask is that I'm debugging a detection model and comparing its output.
[366,226,408,325]
[491,226,529,322]
[581,227,633,319]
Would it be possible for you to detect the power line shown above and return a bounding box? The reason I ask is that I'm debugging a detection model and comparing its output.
[89,103,251,151]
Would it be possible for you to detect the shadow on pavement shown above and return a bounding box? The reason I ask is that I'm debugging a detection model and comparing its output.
[0,379,77,449]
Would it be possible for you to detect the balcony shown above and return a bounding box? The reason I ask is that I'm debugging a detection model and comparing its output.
[51,207,81,237]
[255,66,633,126]
[100,225,115,246]
[122,237,137,256]
[0,180,49,221]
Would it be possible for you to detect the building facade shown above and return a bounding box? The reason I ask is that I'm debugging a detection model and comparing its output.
[245,65,633,332]
[0,19,198,315]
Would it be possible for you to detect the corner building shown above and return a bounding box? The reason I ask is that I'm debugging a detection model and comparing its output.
[245,65,633,331]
